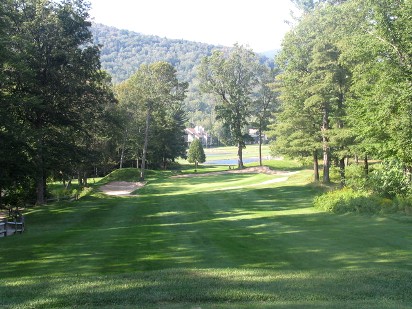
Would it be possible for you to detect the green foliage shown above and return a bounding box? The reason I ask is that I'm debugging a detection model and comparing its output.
[91,23,224,84]
[198,44,268,168]
[344,164,368,190]
[368,160,411,198]
[115,61,188,176]
[313,188,381,214]
[0,0,117,205]
[187,139,206,169]
[91,23,275,130]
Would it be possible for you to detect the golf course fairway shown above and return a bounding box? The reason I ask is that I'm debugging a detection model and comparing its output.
[1,165,411,308]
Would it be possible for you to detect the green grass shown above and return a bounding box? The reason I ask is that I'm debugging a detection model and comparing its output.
[179,144,272,165]
[1,163,412,308]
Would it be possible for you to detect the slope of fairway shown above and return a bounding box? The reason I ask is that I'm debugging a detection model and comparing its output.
[1,167,412,308]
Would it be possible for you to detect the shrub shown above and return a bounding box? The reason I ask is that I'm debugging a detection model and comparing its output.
[390,195,412,214]
[368,160,410,198]
[313,188,381,214]
[345,164,368,191]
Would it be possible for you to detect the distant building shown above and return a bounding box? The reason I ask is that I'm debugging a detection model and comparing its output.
[248,129,268,144]
[184,125,211,147]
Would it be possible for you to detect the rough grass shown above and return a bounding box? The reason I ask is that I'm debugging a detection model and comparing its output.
[1,162,412,308]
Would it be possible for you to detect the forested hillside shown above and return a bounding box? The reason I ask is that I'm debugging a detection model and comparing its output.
[91,23,226,84]
[91,23,226,128]
[91,23,274,128]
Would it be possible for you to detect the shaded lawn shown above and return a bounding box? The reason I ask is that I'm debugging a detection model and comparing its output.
[1,170,412,308]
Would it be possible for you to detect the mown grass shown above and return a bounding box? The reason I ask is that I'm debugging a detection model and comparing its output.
[1,162,412,308]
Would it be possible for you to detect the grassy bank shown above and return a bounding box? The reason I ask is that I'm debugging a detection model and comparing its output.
[1,162,411,308]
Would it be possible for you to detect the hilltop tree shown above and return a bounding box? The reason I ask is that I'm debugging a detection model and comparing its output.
[198,44,262,169]
[187,139,206,171]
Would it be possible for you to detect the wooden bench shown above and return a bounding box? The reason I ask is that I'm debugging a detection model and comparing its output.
[7,217,24,234]
[0,217,25,237]
[0,219,7,237]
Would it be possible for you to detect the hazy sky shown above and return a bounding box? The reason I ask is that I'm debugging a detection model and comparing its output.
[88,0,297,52]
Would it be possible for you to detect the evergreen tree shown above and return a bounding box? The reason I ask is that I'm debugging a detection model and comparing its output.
[187,139,206,171]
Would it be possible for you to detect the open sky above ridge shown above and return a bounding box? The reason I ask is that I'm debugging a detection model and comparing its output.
[88,0,299,52]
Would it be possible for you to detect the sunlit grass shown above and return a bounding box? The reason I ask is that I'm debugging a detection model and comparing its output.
[1,161,412,308]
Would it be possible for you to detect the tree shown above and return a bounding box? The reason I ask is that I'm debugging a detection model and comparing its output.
[3,0,116,204]
[116,62,187,179]
[272,2,356,184]
[251,67,278,166]
[198,44,262,169]
[187,139,206,171]
[291,0,348,13]
[344,0,412,169]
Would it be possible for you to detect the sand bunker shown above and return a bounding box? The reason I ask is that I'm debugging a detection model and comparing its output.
[99,181,146,196]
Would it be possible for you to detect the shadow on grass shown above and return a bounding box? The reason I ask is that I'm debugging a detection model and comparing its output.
[1,268,411,308]
[1,170,412,308]
[2,178,411,279]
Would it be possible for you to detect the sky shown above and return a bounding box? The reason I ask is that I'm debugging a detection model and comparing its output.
[88,0,298,52]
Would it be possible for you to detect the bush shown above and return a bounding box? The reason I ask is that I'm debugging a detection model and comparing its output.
[313,188,381,214]
[368,160,410,198]
[345,164,368,191]
[390,196,412,214]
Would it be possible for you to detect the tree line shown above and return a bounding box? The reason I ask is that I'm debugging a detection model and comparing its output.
[3,0,409,210]
[0,0,120,206]
[91,23,275,138]
[269,0,411,187]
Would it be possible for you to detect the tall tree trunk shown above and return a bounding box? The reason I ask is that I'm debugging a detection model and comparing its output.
[339,157,346,187]
[35,137,46,205]
[322,105,330,184]
[140,107,151,181]
[36,173,45,205]
[77,170,83,187]
[237,141,244,169]
[65,178,72,190]
[258,122,263,166]
[364,154,369,175]
[120,128,128,169]
[313,150,320,182]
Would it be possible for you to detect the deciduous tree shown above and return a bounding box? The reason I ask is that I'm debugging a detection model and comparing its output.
[117,62,187,179]
[198,44,262,169]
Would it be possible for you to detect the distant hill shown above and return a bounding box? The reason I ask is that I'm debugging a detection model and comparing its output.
[91,23,274,127]
[260,50,279,59]
[91,23,227,84]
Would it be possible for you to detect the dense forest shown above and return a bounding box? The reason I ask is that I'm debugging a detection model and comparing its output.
[269,0,412,213]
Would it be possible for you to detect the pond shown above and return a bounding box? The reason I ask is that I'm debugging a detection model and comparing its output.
[204,157,259,165]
